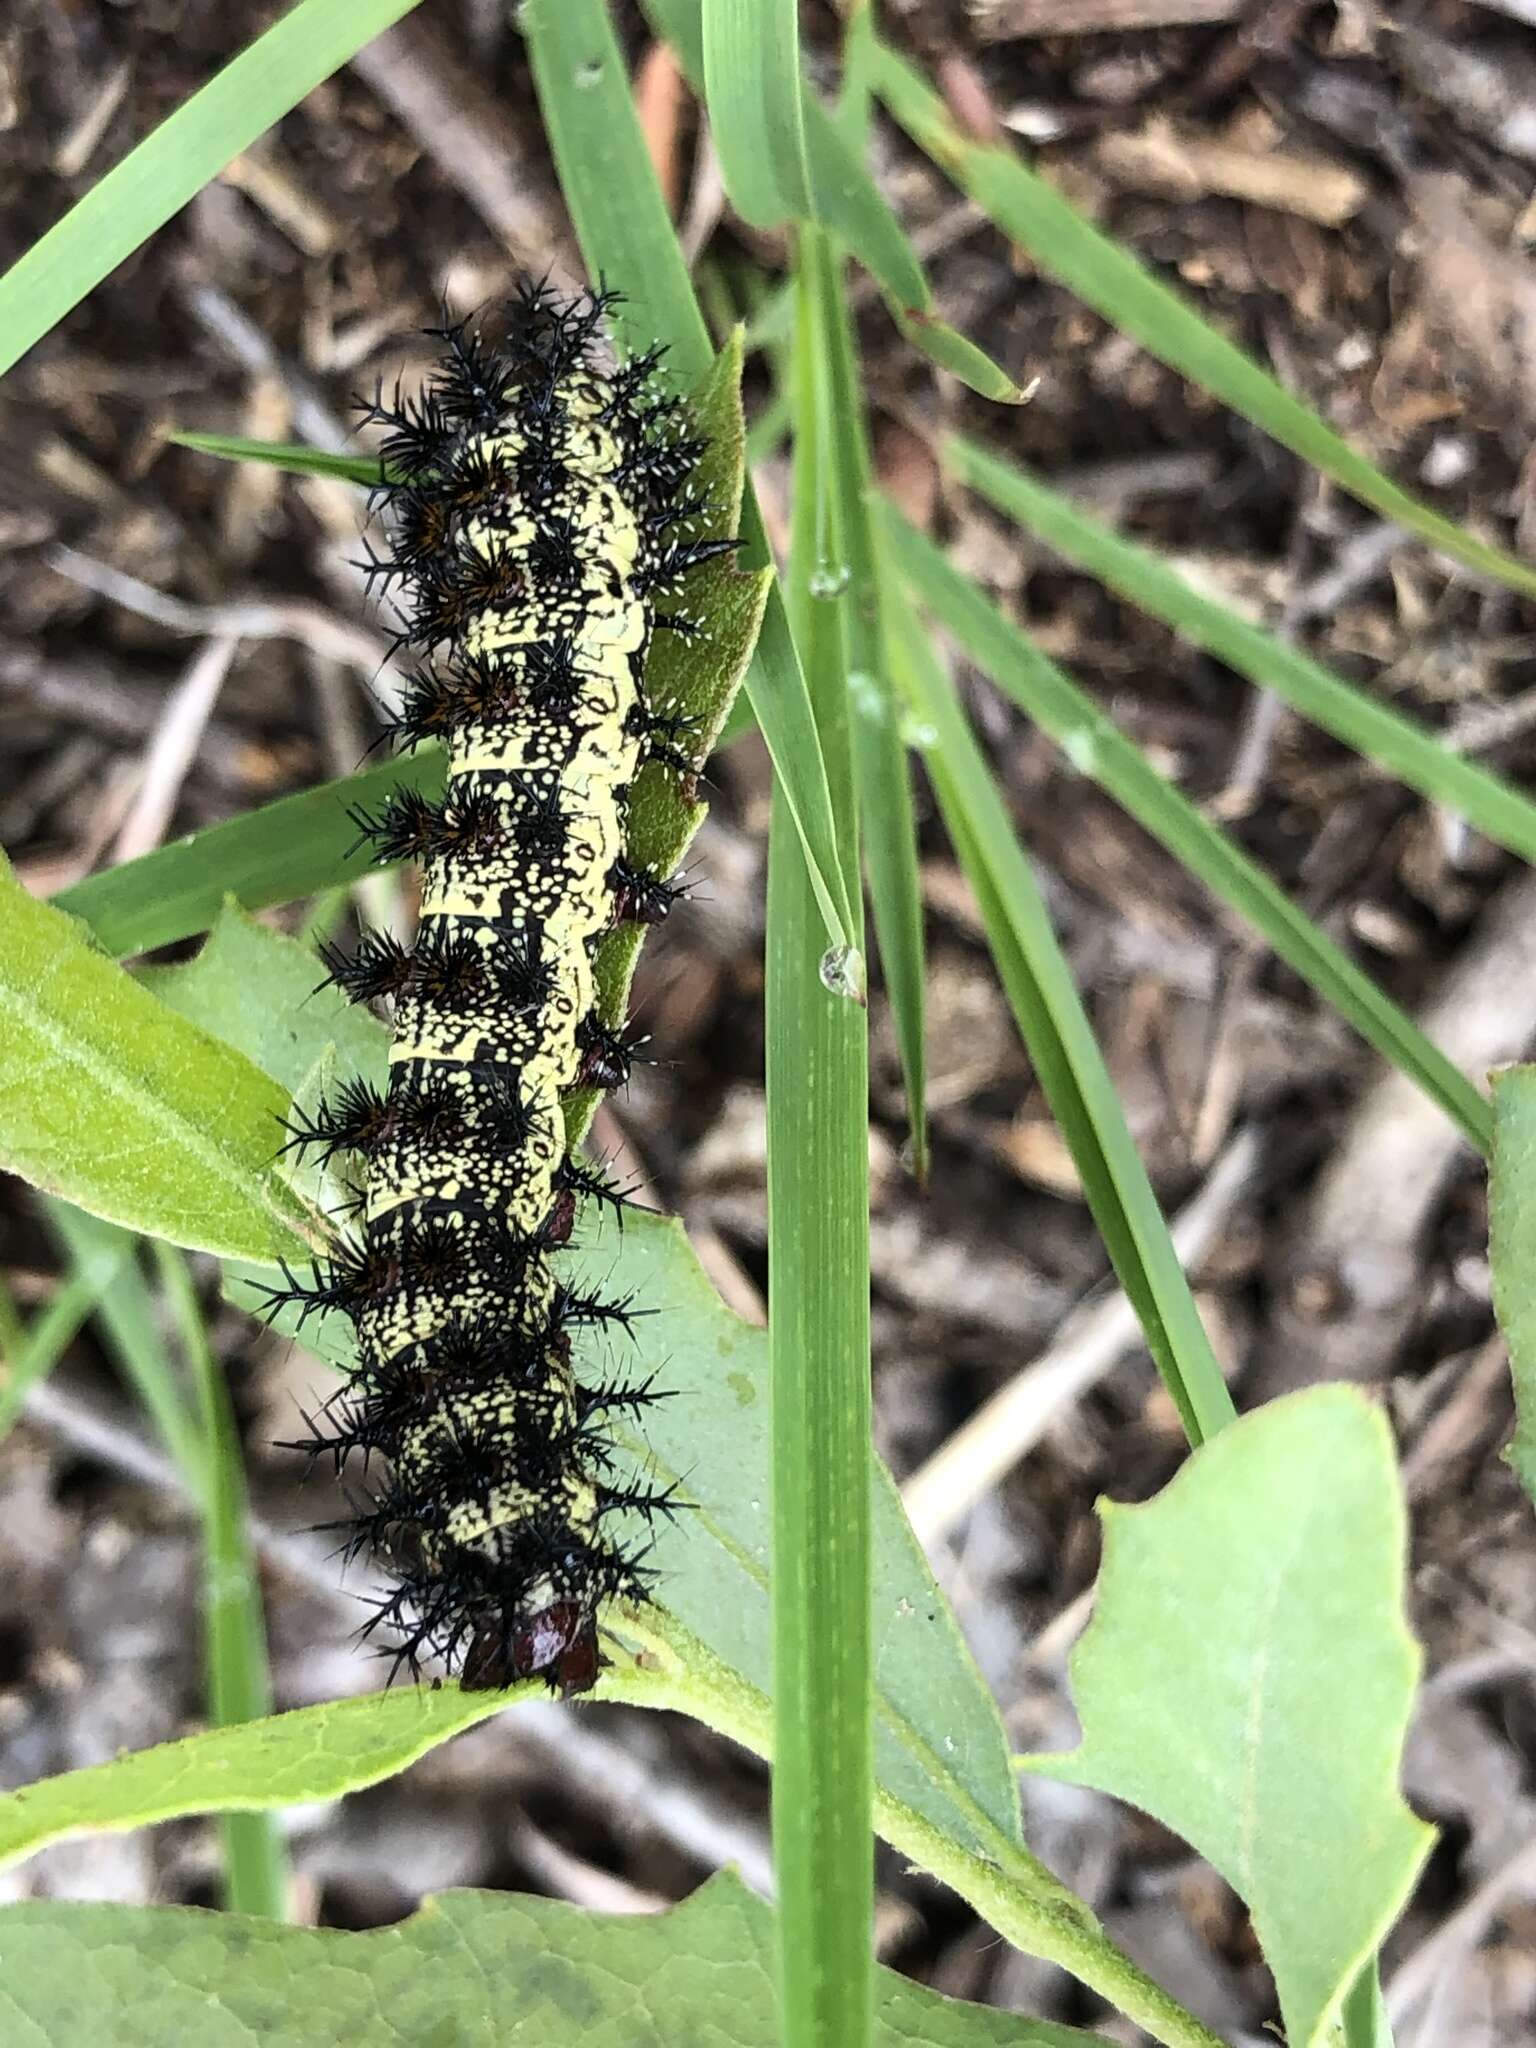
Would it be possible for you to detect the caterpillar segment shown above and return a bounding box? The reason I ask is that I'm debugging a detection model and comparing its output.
[281,282,730,1696]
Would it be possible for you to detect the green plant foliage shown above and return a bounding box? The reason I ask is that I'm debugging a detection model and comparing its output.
[0,855,309,1265]
[0,0,423,380]
[133,907,1015,1854]
[1024,1388,1434,2048]
[55,752,446,961]
[0,1869,1104,2048]
[1491,1066,1536,1508]
[704,0,813,228]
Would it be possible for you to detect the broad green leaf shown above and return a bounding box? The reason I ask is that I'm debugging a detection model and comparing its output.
[0,1869,1102,2048]
[704,0,813,227]
[870,40,1536,603]
[140,904,383,1100]
[0,0,423,380]
[949,435,1536,871]
[1491,1066,1536,1508]
[1025,1388,1434,2048]
[0,854,308,1264]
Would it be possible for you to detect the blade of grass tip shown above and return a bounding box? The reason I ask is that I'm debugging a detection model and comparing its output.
[0,1236,135,1445]
[54,750,447,959]
[154,1241,287,1920]
[166,433,380,487]
[819,240,929,1177]
[867,38,1536,605]
[949,434,1536,871]
[703,0,813,228]
[883,505,1495,1157]
[879,569,1234,1447]
[0,0,423,381]
[42,1201,208,1489]
[767,222,874,2048]
[524,0,857,961]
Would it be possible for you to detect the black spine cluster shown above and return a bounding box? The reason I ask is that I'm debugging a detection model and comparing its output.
[277,281,730,1696]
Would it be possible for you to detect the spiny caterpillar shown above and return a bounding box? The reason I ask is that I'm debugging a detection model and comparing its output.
[277,281,732,1696]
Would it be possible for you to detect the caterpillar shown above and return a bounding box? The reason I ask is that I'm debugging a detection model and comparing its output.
[276,280,732,1697]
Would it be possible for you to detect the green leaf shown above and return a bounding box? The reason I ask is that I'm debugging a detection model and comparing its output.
[949,435,1536,871]
[567,331,770,1146]
[884,507,1493,1156]
[141,903,393,1102]
[1491,1066,1536,1508]
[0,1869,1103,2048]
[0,854,309,1264]
[869,39,1536,603]
[768,224,875,2048]
[0,0,423,380]
[1025,1388,1434,2048]
[54,753,447,960]
[892,306,1035,404]
[704,0,813,227]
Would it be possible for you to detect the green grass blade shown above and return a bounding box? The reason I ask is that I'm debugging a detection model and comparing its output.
[880,576,1233,1446]
[525,0,856,959]
[819,247,928,1176]
[155,1243,287,1920]
[42,1203,207,1490]
[869,40,1536,602]
[884,507,1494,1156]
[0,1236,133,1444]
[167,432,378,485]
[703,0,812,227]
[0,0,422,380]
[768,223,874,2048]
[55,753,446,959]
[645,0,926,311]
[950,434,1536,868]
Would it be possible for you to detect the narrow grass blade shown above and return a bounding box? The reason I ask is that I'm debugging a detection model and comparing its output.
[55,753,446,959]
[950,435,1536,868]
[884,508,1494,1156]
[703,0,812,227]
[869,40,1536,602]
[645,0,926,311]
[167,433,378,486]
[767,225,874,2048]
[155,1242,287,1920]
[0,1236,133,1444]
[819,243,928,1175]
[526,0,856,959]
[0,0,422,380]
[41,1204,208,1491]
[881,576,1234,1446]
